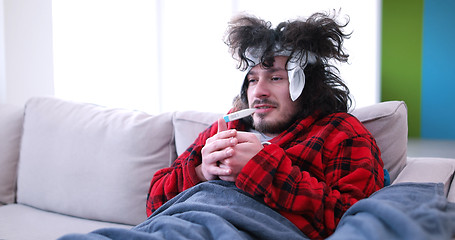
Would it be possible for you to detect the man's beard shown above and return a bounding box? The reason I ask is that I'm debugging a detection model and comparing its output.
[253,114,297,135]
[250,99,298,135]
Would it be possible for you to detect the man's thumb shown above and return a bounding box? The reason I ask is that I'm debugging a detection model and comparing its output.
[218,118,228,132]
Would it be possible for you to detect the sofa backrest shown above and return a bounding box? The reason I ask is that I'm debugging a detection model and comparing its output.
[350,101,408,181]
[16,97,176,225]
[0,104,24,205]
[5,97,408,226]
[172,101,408,182]
[172,111,222,156]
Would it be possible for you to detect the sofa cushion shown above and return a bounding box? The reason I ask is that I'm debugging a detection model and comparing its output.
[350,101,408,182]
[0,204,132,240]
[17,97,175,225]
[0,104,24,205]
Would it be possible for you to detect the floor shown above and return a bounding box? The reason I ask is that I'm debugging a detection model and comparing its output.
[407,138,455,158]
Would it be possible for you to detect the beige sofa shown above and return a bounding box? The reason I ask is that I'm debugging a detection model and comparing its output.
[1,96,454,240]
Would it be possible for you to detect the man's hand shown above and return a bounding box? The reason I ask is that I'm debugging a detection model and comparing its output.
[218,131,263,182]
[197,118,264,182]
[197,118,238,181]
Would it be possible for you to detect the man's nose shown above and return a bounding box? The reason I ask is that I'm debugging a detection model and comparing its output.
[252,79,270,98]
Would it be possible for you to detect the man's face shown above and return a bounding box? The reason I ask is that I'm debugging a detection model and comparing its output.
[246,56,300,136]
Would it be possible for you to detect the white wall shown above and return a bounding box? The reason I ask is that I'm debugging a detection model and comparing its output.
[0,0,5,103]
[158,0,382,113]
[1,0,54,106]
[52,0,162,113]
[1,0,381,112]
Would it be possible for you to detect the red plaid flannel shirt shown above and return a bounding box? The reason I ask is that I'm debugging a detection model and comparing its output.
[146,112,384,239]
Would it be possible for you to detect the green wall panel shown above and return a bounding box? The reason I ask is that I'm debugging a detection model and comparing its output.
[381,0,423,138]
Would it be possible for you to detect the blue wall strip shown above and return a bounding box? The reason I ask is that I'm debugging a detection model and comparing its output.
[421,0,455,139]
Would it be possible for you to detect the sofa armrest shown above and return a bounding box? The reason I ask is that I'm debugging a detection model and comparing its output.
[393,157,455,198]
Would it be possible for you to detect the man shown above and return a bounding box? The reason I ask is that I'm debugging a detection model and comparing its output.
[147,12,384,239]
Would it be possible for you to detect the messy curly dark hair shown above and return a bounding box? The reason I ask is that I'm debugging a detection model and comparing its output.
[225,11,352,119]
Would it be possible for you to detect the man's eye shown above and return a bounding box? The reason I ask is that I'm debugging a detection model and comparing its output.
[271,77,282,81]
[248,79,257,84]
